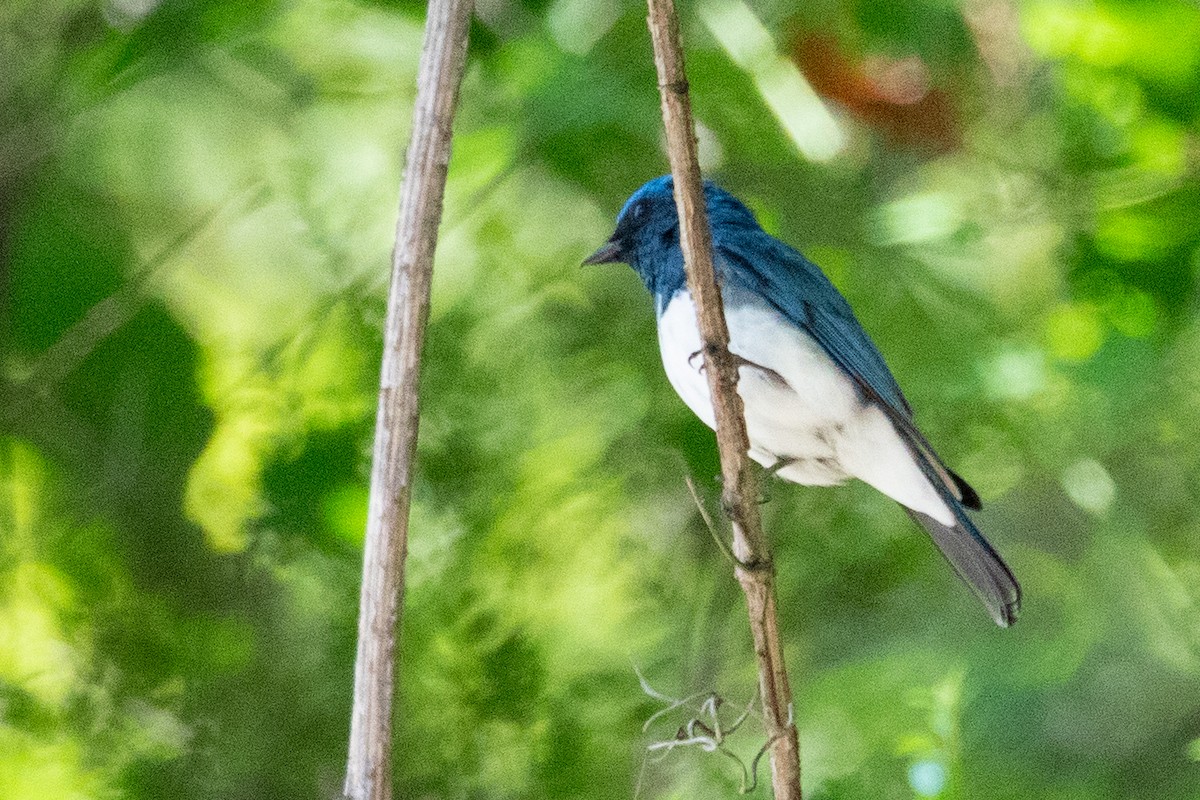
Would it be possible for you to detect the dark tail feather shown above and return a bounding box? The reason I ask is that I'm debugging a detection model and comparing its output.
[948,468,982,510]
[898,434,1020,626]
[905,506,1021,627]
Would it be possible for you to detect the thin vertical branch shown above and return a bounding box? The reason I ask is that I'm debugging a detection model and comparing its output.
[344,2,473,800]
[645,1,803,798]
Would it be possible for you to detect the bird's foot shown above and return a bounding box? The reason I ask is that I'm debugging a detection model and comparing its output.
[687,349,788,387]
[763,457,795,480]
[755,458,796,504]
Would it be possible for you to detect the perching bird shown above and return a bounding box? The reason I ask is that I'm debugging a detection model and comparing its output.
[585,176,1020,626]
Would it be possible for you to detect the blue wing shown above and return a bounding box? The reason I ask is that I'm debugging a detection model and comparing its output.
[714,229,912,418]
[714,226,981,511]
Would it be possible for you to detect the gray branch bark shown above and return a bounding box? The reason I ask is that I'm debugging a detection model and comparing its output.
[343,2,473,799]
[645,1,803,797]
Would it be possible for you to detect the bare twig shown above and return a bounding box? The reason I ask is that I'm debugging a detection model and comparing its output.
[684,474,740,567]
[645,1,802,797]
[343,2,473,799]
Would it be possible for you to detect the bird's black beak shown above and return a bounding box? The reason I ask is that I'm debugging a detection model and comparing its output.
[582,238,624,266]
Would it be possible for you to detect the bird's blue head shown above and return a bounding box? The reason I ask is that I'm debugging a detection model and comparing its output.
[584,175,760,301]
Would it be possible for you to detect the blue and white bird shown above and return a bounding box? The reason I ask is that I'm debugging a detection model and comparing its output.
[586,176,1020,626]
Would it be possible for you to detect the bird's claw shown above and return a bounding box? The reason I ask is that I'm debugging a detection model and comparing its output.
[752,458,795,504]
[688,349,788,388]
[763,458,795,479]
[689,347,754,373]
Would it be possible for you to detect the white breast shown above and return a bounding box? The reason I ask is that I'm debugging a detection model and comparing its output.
[656,289,954,525]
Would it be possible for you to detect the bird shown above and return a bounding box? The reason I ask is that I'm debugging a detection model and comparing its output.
[585,175,1020,627]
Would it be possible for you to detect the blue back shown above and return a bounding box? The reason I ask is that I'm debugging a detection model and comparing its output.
[712,210,915,418]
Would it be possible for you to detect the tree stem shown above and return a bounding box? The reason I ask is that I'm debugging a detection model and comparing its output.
[645,1,803,797]
[343,2,473,799]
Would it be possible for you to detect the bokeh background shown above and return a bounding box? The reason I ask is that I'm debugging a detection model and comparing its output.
[3,0,1200,797]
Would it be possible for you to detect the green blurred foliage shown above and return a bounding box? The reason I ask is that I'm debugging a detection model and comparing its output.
[3,0,1200,797]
